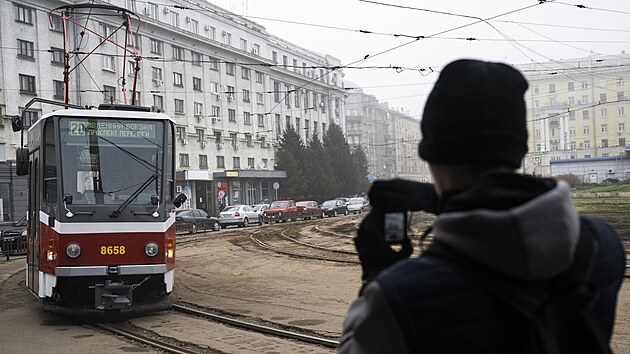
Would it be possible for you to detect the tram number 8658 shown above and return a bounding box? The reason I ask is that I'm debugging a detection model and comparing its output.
[100,245,126,255]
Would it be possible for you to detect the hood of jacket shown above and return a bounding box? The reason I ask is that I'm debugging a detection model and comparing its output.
[432,173,580,281]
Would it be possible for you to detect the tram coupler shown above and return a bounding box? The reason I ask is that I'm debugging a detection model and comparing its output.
[91,280,133,310]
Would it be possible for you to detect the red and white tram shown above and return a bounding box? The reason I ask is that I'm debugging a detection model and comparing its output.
[17,107,185,313]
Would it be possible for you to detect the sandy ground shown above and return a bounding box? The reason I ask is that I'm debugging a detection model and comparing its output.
[173,218,630,353]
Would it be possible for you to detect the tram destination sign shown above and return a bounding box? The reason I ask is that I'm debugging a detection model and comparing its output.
[68,120,156,139]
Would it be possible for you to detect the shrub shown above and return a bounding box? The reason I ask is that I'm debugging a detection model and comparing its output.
[554,173,581,187]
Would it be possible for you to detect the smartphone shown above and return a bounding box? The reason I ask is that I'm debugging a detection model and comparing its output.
[384,212,407,244]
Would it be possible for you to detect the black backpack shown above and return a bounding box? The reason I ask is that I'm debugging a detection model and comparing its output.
[422,216,611,354]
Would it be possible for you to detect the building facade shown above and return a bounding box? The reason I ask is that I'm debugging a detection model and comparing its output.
[345,87,429,181]
[519,53,630,180]
[0,0,346,215]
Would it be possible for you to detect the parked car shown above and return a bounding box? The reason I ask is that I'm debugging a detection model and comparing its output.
[296,201,324,220]
[219,204,262,228]
[263,200,298,223]
[322,199,349,217]
[252,203,270,217]
[175,209,220,234]
[347,197,369,214]
[335,197,350,205]
[0,215,27,260]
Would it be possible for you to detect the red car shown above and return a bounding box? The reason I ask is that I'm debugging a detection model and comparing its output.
[263,200,298,223]
[296,201,324,220]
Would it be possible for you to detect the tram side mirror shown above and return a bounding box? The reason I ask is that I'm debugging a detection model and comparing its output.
[151,195,160,205]
[11,115,23,132]
[63,194,73,205]
[16,148,29,176]
[173,193,187,208]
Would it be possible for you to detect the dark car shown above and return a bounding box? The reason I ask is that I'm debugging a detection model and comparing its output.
[296,201,324,220]
[321,199,349,217]
[0,215,27,260]
[175,209,220,234]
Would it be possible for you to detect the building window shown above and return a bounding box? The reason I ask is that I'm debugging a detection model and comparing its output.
[199,155,208,169]
[295,117,301,132]
[602,139,608,148]
[243,89,250,103]
[535,129,541,139]
[151,67,163,81]
[569,111,575,120]
[273,82,281,103]
[146,3,159,19]
[620,138,626,147]
[257,114,265,127]
[223,31,232,46]
[619,123,625,133]
[150,38,163,54]
[194,102,203,116]
[601,124,608,133]
[582,81,589,90]
[584,141,591,149]
[49,14,63,32]
[617,92,625,101]
[153,95,164,110]
[600,93,607,103]
[214,130,222,143]
[230,133,238,148]
[211,106,220,117]
[177,126,186,141]
[272,51,278,63]
[99,22,114,40]
[242,67,250,80]
[244,112,251,125]
[179,154,189,167]
[17,39,34,59]
[567,97,574,106]
[125,0,137,12]
[233,157,241,169]
[282,55,288,69]
[133,91,141,105]
[174,99,184,114]
[600,108,607,117]
[275,114,281,136]
[19,74,36,94]
[226,86,235,101]
[228,109,236,122]
[193,77,202,91]
[569,127,576,136]
[208,57,219,71]
[256,92,264,105]
[226,63,235,76]
[15,4,33,24]
[619,107,625,116]
[217,155,225,168]
[173,72,183,87]
[191,51,202,66]
[196,128,205,142]
[256,71,264,83]
[581,95,588,104]
[548,84,555,94]
[51,47,64,65]
[172,46,184,60]
[127,61,136,76]
[582,111,589,120]
[22,110,38,127]
[103,85,116,103]
[583,126,590,135]
[247,158,255,169]
[102,55,115,71]
[252,43,260,55]
[190,19,199,34]
[262,158,268,169]
[207,26,216,40]
[617,77,624,86]
[240,38,247,51]
[534,100,539,108]
[567,82,574,92]
[53,80,64,99]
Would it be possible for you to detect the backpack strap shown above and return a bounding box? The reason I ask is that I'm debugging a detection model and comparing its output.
[420,216,611,354]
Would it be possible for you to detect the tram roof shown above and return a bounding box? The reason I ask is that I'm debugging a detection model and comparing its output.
[29,108,175,132]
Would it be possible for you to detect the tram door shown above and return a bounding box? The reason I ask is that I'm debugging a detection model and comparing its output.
[27,151,40,294]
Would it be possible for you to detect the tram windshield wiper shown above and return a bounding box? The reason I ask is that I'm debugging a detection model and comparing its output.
[110,173,158,218]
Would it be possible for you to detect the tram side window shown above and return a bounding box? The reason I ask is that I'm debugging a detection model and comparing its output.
[44,120,57,204]
[166,124,174,203]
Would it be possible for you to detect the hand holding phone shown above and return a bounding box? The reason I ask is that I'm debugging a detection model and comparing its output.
[384,212,407,244]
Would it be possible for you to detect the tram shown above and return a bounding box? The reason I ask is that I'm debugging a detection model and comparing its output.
[15,106,185,313]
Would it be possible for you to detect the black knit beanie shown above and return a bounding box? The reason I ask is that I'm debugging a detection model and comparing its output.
[418,59,529,168]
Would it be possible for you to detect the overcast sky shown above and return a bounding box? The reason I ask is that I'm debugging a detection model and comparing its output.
[211,0,630,118]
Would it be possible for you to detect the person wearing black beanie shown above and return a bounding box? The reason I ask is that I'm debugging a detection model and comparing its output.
[339,59,624,354]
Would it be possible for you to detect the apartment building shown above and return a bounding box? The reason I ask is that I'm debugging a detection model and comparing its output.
[519,53,630,180]
[345,87,428,181]
[0,0,346,214]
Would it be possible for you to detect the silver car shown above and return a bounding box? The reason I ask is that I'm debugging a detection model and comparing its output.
[219,205,262,228]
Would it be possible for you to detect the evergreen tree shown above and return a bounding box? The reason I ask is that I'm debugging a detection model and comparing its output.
[351,144,370,195]
[275,124,307,199]
[323,122,353,197]
[304,131,335,201]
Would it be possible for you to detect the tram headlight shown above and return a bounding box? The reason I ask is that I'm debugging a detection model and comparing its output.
[145,242,159,257]
[65,242,81,259]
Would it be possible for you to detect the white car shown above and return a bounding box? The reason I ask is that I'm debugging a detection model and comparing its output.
[347,198,368,214]
[252,203,270,216]
[219,205,262,228]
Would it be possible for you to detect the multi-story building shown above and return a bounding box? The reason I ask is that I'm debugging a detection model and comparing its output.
[345,87,429,181]
[0,0,346,215]
[519,53,630,181]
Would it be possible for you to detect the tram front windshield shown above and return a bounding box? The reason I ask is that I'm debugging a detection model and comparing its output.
[59,118,164,206]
